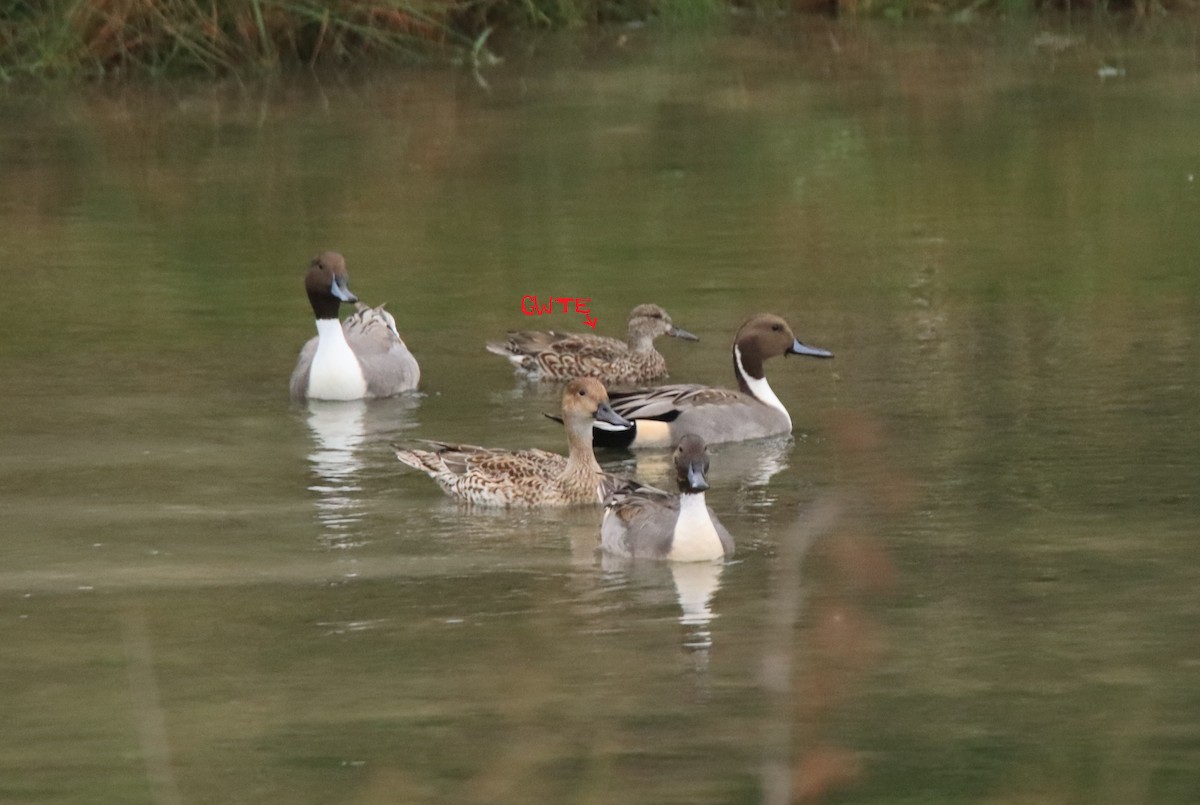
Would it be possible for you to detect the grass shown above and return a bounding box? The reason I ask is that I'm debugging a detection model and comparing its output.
[0,0,1194,80]
[0,0,471,79]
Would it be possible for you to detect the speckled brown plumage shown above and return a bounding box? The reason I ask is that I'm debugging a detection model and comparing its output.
[486,304,698,386]
[393,378,632,507]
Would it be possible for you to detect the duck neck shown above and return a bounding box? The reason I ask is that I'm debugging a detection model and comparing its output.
[679,489,708,512]
[733,344,790,426]
[309,290,342,321]
[316,317,349,342]
[669,491,725,562]
[563,417,603,475]
[626,330,655,354]
[732,342,763,394]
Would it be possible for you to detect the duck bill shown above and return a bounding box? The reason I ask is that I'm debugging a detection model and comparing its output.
[594,402,633,429]
[668,325,700,342]
[331,276,359,303]
[788,338,833,359]
[686,462,710,492]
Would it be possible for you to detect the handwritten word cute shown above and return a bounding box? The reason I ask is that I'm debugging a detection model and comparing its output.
[520,296,591,315]
[520,296,597,329]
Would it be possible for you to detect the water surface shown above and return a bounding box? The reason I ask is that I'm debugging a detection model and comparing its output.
[2,19,1199,804]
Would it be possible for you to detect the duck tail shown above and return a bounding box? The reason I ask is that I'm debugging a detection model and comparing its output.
[392,444,440,474]
[591,421,638,450]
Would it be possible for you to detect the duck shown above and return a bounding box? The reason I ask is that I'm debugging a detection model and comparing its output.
[589,313,832,448]
[289,251,420,401]
[485,303,699,386]
[601,434,734,561]
[393,377,633,507]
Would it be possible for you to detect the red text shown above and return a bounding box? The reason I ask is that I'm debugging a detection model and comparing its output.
[520,296,592,316]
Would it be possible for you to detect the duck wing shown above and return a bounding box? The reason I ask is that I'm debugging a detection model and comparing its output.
[289,336,319,400]
[489,330,626,357]
[343,303,420,395]
[601,484,681,558]
[396,440,564,480]
[712,511,736,559]
[487,331,634,381]
[608,384,749,421]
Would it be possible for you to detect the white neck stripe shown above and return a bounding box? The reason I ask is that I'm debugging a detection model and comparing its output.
[734,346,790,426]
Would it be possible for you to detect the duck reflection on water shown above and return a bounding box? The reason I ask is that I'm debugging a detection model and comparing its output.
[303,396,421,549]
[598,552,727,657]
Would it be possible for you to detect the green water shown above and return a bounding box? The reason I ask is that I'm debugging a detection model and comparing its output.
[2,20,1199,804]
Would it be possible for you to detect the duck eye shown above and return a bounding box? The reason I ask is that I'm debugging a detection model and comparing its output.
[578,389,587,396]
[771,323,782,331]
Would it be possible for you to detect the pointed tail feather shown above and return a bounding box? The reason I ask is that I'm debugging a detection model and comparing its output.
[393,444,442,474]
[592,422,639,450]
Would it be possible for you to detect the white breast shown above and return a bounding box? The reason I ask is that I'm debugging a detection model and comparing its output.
[307,319,368,401]
[667,493,725,562]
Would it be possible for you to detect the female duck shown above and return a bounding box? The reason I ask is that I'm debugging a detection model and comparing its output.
[290,251,420,401]
[486,303,698,386]
[602,434,734,561]
[592,313,832,448]
[393,378,632,507]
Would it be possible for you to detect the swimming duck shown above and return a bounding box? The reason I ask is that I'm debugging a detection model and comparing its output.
[393,378,633,507]
[485,304,699,385]
[601,434,734,561]
[289,251,420,401]
[590,313,832,448]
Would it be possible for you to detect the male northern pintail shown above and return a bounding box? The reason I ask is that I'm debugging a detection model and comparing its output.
[601,434,734,561]
[590,313,832,448]
[393,378,632,507]
[486,304,699,385]
[289,251,420,401]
